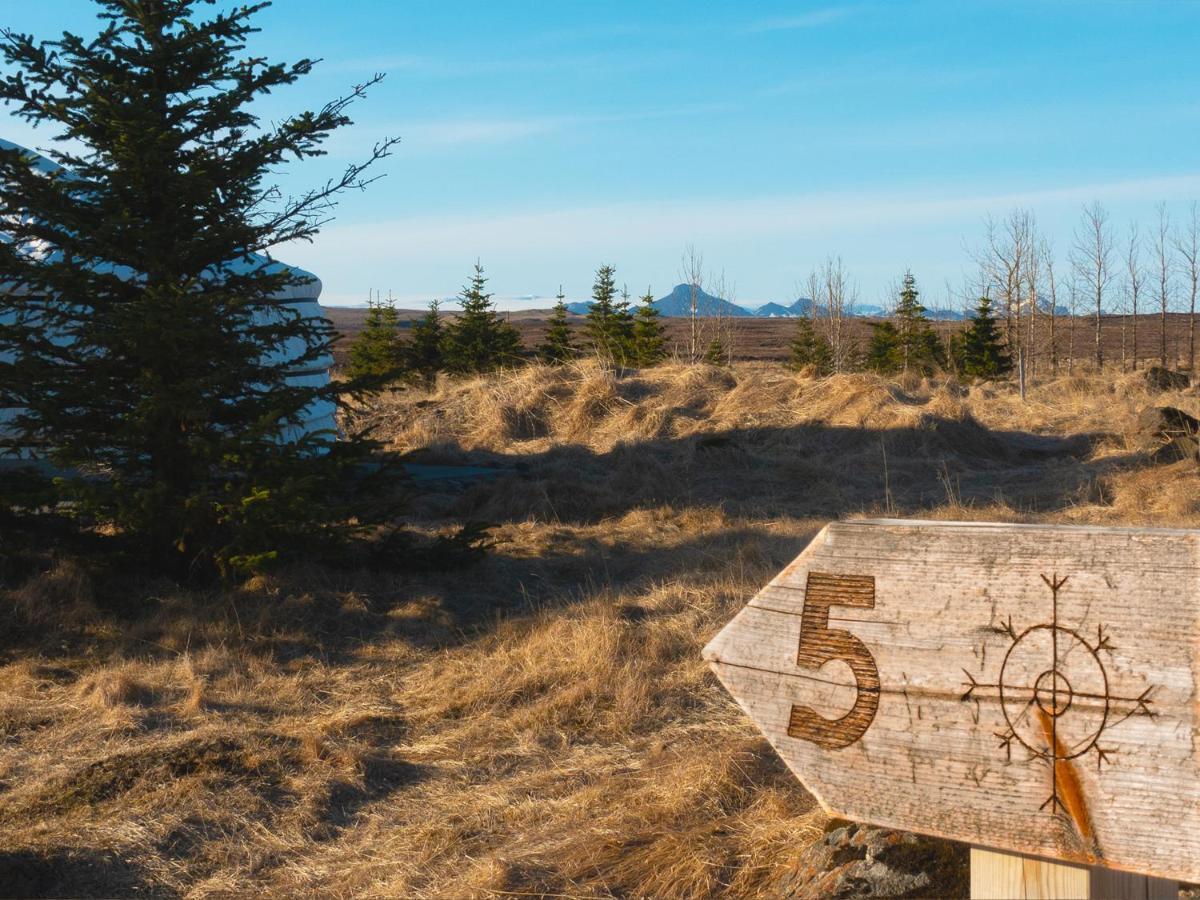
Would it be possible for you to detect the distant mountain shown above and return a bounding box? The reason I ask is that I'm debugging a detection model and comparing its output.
[557,291,979,321]
[926,308,969,321]
[1038,300,1071,317]
[747,297,821,317]
[854,304,888,318]
[653,284,753,317]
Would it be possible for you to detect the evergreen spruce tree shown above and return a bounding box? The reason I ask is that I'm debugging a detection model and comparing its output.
[959,295,1012,379]
[441,262,523,374]
[946,332,966,376]
[616,285,636,360]
[347,292,405,381]
[348,296,384,377]
[789,313,832,374]
[538,286,576,364]
[406,298,444,384]
[917,328,948,372]
[0,0,398,576]
[584,266,634,363]
[864,322,902,373]
[584,265,617,355]
[632,286,667,366]
[703,338,727,366]
[893,271,945,374]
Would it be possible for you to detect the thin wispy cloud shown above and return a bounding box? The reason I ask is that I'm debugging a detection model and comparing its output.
[320,101,737,156]
[315,49,672,80]
[314,54,429,76]
[405,117,561,147]
[317,170,1200,256]
[307,169,1200,306]
[756,61,1016,98]
[742,7,856,33]
[315,115,554,157]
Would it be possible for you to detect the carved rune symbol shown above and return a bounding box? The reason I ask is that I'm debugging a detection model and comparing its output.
[961,573,1157,816]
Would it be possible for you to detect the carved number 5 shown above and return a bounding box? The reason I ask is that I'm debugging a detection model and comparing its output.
[787,572,880,749]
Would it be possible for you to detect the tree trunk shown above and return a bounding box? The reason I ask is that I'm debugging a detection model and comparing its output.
[1191,292,1197,371]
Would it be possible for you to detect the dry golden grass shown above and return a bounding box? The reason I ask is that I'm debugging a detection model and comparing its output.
[2,361,1198,897]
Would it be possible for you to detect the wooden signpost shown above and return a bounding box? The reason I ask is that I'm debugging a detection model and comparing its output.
[703,519,1195,898]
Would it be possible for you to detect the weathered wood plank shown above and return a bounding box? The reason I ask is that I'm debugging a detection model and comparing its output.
[970,848,1179,899]
[1090,865,1179,899]
[703,519,1200,883]
[970,848,1090,899]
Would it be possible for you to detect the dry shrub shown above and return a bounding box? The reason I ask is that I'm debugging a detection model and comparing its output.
[1085,460,1200,526]
[76,670,149,709]
[179,674,207,716]
[561,363,624,442]
[7,558,97,627]
[786,374,917,429]
[456,365,564,446]
[401,598,670,741]
[967,369,1199,442]
[545,736,819,898]
[5,363,1196,898]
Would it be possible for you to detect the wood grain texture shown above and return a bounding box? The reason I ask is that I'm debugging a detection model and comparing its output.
[970,848,1089,899]
[702,519,1200,883]
[970,848,1178,899]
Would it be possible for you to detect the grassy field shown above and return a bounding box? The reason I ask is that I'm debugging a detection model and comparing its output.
[2,362,1198,897]
[326,305,1200,368]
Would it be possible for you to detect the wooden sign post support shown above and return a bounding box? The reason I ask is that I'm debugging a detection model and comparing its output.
[970,847,1176,899]
[704,519,1200,895]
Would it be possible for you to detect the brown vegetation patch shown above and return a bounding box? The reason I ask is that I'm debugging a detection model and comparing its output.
[2,363,1196,896]
[16,733,300,818]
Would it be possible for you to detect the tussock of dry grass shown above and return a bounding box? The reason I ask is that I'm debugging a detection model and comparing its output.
[3,362,1198,897]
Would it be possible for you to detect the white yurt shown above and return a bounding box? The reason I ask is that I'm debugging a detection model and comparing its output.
[0,138,337,457]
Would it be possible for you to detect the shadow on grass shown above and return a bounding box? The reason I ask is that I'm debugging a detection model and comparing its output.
[1,415,1147,668]
[0,848,169,899]
[0,414,1143,899]
[406,417,1122,526]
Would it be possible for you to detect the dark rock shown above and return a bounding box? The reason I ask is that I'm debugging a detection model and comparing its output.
[1135,406,1200,462]
[1162,435,1200,463]
[775,822,968,899]
[1145,367,1191,392]
[1140,405,1200,433]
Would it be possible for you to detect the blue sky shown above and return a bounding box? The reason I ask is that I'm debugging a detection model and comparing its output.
[5,1,1200,309]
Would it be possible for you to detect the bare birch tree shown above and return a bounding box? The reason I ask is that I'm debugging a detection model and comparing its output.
[1072,202,1113,369]
[708,269,739,366]
[1023,226,1041,378]
[1154,203,1173,367]
[1124,223,1143,371]
[1066,272,1080,374]
[978,210,1034,365]
[1041,240,1059,374]
[981,216,1011,346]
[807,255,856,373]
[679,245,705,364]
[1176,202,1200,371]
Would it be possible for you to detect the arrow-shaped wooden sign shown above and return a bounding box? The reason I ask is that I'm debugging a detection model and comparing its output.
[703,519,1199,885]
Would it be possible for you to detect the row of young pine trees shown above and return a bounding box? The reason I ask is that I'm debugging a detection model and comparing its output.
[350,266,1014,383]
[796,273,1013,379]
[348,263,671,382]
